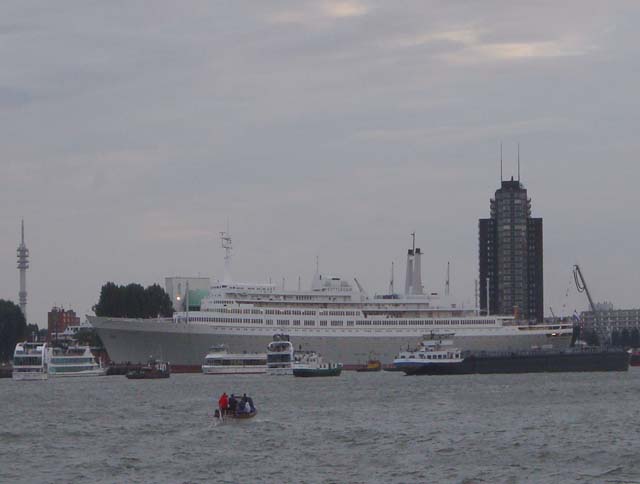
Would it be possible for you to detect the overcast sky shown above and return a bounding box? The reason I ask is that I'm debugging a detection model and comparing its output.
[1,1,639,325]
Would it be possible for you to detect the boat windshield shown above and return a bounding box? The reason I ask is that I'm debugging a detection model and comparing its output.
[13,356,42,366]
[267,354,291,363]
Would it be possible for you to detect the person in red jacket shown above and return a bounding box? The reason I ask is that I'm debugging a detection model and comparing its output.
[218,392,228,416]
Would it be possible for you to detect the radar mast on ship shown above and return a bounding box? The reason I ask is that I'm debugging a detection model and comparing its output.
[220,226,233,284]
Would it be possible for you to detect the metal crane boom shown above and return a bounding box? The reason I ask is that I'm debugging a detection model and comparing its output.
[573,264,599,325]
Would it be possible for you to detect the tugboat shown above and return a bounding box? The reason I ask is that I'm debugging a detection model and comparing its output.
[356,358,382,372]
[126,359,171,379]
[293,350,342,377]
[394,333,630,375]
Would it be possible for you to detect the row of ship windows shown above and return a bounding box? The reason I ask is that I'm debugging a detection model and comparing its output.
[184,317,494,326]
[209,308,361,316]
[49,358,94,364]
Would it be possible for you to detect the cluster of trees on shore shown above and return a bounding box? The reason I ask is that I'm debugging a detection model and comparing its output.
[0,300,27,362]
[94,282,174,318]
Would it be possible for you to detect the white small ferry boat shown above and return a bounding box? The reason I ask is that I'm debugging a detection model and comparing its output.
[46,346,106,378]
[202,345,267,375]
[12,342,48,380]
[293,350,342,377]
[266,334,294,375]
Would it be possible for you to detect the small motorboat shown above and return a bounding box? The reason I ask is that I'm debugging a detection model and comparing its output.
[126,359,170,379]
[215,394,257,421]
[356,359,382,372]
[215,408,258,420]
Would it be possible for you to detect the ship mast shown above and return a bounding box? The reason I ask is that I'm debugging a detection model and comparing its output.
[220,227,233,284]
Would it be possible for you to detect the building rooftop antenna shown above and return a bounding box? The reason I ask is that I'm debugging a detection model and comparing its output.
[500,142,503,182]
[517,142,521,182]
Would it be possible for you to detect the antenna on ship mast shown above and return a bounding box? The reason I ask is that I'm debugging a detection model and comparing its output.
[445,261,450,296]
[389,261,395,294]
[220,223,233,284]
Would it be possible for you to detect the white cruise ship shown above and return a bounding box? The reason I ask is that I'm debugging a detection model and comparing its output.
[89,234,574,371]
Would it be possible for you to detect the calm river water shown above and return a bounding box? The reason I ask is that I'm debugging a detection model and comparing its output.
[2,370,640,483]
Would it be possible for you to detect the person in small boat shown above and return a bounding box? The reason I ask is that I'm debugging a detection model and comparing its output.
[218,392,228,416]
[247,396,255,412]
[228,394,238,414]
[243,400,251,414]
[239,394,248,410]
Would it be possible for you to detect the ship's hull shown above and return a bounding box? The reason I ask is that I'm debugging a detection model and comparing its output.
[48,368,107,378]
[89,316,573,371]
[12,370,47,381]
[293,367,342,377]
[398,349,630,375]
[202,366,266,375]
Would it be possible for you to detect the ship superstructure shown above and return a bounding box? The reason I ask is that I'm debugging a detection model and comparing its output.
[89,233,573,370]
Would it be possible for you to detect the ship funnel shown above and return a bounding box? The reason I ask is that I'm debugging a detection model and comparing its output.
[412,248,423,295]
[404,249,414,295]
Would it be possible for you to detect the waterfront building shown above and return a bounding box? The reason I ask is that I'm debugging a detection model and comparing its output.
[47,307,80,342]
[17,219,29,321]
[165,277,211,311]
[581,305,640,344]
[479,174,543,321]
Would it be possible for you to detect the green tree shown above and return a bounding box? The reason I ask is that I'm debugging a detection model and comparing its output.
[25,323,40,341]
[74,327,104,347]
[124,283,146,318]
[94,282,174,318]
[0,299,27,362]
[144,284,174,318]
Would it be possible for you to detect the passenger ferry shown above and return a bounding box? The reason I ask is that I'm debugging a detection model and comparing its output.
[394,333,630,375]
[293,350,342,377]
[12,342,48,381]
[202,345,267,375]
[266,334,294,375]
[89,234,575,370]
[46,346,106,378]
[394,334,464,374]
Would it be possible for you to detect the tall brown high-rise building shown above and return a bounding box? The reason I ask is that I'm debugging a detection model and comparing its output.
[479,177,543,321]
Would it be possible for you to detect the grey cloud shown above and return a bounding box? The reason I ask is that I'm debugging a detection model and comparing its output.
[1,1,640,324]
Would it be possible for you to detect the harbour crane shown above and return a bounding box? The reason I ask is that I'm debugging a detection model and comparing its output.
[573,264,600,334]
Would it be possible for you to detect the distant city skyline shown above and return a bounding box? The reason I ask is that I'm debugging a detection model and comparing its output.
[2,1,640,326]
